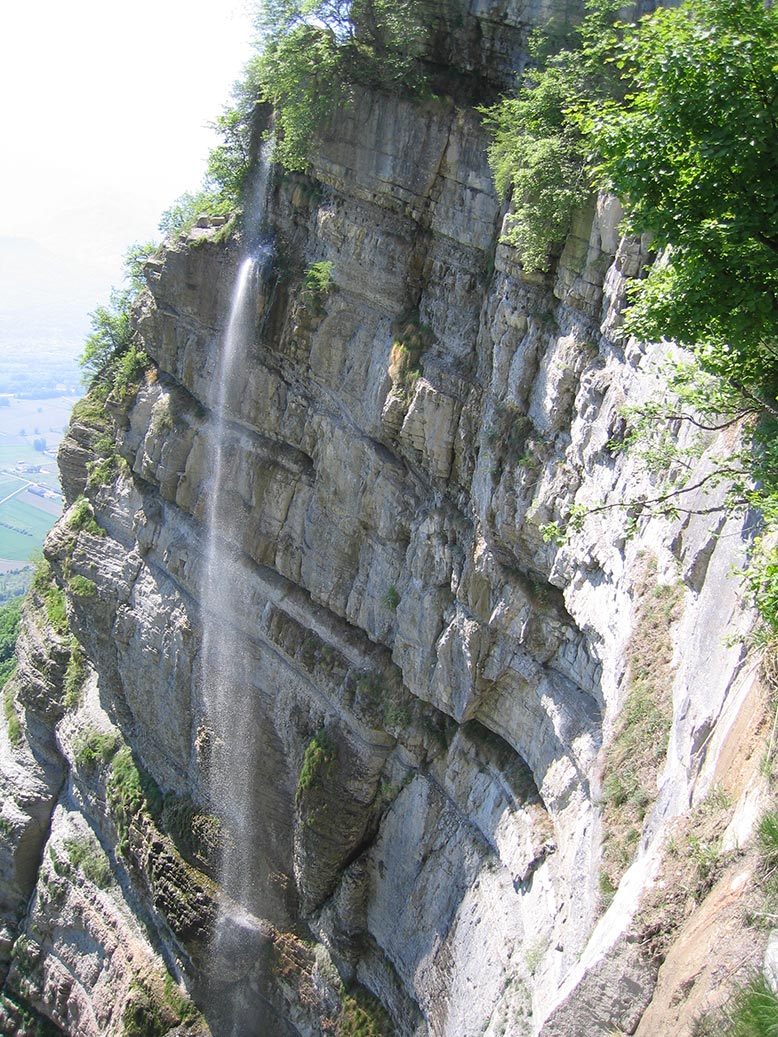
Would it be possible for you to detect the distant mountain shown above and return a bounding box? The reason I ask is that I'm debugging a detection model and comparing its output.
[0,236,95,347]
[0,237,96,393]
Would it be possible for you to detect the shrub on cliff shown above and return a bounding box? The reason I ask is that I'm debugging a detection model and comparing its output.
[0,599,21,690]
[158,0,429,230]
[73,728,119,773]
[158,189,234,238]
[487,0,778,626]
[479,0,622,270]
[296,729,336,805]
[301,260,334,313]
[80,242,156,389]
[247,0,428,171]
[30,558,67,637]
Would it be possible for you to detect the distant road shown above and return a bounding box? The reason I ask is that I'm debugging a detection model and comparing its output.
[0,484,29,508]
[0,470,57,508]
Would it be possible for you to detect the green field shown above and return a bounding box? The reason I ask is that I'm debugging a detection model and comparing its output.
[0,394,80,574]
[0,452,60,492]
[0,497,57,562]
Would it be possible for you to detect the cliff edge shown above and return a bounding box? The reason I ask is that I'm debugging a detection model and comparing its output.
[0,2,771,1034]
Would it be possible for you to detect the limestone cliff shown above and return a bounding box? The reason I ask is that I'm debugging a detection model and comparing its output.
[0,2,771,1035]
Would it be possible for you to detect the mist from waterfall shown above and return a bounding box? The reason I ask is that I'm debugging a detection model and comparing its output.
[200,249,257,890]
[197,143,283,1036]
[198,253,274,1035]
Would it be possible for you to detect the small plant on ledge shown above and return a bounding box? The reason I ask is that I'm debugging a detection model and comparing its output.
[301,260,335,315]
[296,729,336,806]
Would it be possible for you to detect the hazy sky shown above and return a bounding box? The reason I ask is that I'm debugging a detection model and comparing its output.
[0,0,256,359]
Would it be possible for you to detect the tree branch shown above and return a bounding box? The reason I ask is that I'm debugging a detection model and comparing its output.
[646,409,756,432]
[732,379,778,420]
[582,469,741,521]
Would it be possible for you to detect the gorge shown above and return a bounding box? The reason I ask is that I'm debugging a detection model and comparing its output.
[0,1,775,1035]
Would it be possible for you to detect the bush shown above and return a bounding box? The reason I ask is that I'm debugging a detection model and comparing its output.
[0,598,21,690]
[301,260,334,312]
[73,728,119,772]
[121,983,167,1037]
[63,639,87,710]
[86,454,118,490]
[158,189,234,238]
[70,389,113,430]
[246,0,428,173]
[67,574,98,599]
[31,558,68,636]
[155,790,221,867]
[743,542,778,634]
[112,344,151,400]
[67,497,104,537]
[80,243,156,406]
[335,984,393,1037]
[296,730,336,805]
[725,974,778,1037]
[162,973,200,1024]
[64,834,112,888]
[479,0,622,270]
[106,746,162,856]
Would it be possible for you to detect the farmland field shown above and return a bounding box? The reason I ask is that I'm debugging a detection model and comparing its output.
[0,393,81,580]
[0,497,58,561]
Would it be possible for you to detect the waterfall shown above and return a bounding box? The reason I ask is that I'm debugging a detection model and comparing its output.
[198,252,273,1035]
[200,249,257,895]
[198,146,281,1032]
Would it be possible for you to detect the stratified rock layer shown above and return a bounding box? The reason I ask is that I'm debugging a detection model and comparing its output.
[0,2,768,1034]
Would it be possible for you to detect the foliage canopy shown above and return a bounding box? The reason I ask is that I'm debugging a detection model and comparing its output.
[484,0,778,625]
[80,242,155,389]
[479,0,623,269]
[250,0,428,170]
[582,0,778,408]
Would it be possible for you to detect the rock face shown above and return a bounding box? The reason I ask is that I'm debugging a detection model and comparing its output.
[0,3,769,1035]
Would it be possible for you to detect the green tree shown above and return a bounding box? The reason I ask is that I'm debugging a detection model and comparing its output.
[578,0,778,627]
[204,68,266,202]
[80,297,134,377]
[80,242,156,379]
[485,0,778,624]
[479,0,623,270]
[581,0,778,409]
[251,0,428,171]
[0,599,22,689]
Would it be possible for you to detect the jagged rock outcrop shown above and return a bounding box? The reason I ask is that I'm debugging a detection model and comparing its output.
[0,1,770,1034]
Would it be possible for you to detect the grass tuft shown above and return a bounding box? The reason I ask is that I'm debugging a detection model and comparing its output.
[758,810,778,871]
[600,555,684,898]
[73,727,120,772]
[726,974,778,1037]
[296,730,336,807]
